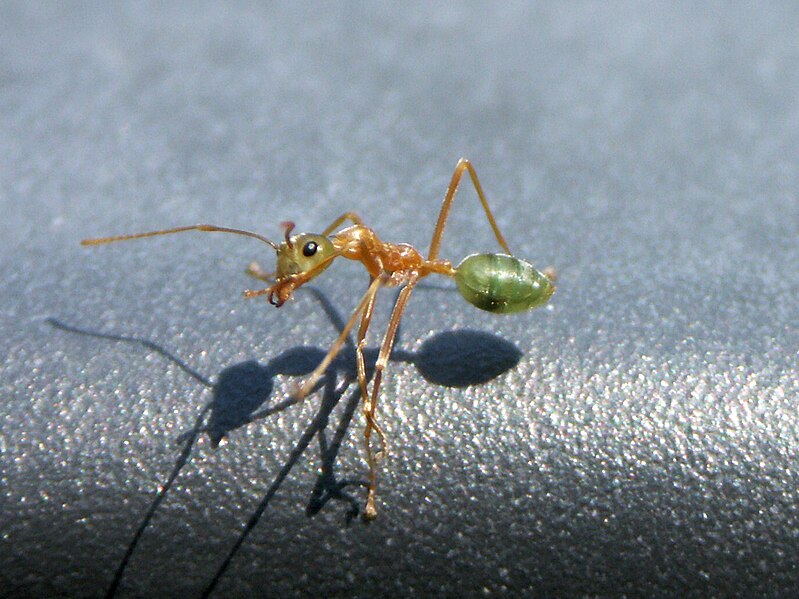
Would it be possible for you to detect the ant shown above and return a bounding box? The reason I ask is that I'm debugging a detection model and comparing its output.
[82,158,556,520]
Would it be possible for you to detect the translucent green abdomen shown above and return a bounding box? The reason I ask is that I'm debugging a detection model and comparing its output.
[454,253,554,314]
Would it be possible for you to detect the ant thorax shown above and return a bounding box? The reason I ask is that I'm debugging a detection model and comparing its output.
[332,225,426,281]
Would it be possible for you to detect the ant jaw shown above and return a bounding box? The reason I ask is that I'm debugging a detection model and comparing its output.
[268,279,297,307]
[269,290,284,307]
[243,277,298,307]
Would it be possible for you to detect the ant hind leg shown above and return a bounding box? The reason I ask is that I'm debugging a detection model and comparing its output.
[427,158,512,260]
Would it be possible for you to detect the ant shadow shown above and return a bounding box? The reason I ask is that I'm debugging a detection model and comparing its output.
[48,285,522,597]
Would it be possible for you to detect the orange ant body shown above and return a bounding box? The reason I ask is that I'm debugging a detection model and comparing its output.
[82,158,555,520]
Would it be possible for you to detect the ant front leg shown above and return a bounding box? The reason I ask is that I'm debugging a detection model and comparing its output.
[322,212,366,236]
[244,246,351,304]
[354,278,379,418]
[246,261,273,282]
[361,277,418,521]
[245,213,366,288]
[428,158,513,260]
[293,276,385,402]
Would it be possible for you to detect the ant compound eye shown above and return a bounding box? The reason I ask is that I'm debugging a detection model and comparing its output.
[302,241,318,257]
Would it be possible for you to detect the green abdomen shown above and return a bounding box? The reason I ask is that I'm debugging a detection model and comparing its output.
[454,253,554,314]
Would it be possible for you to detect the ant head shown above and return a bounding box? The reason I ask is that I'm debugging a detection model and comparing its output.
[274,222,336,281]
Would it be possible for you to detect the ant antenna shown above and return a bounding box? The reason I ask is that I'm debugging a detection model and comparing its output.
[81,224,279,250]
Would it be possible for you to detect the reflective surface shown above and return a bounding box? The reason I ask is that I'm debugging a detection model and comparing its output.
[2,3,798,596]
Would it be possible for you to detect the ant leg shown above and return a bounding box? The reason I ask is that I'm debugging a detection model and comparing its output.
[352,257,386,420]
[352,280,382,517]
[427,158,512,260]
[246,262,274,282]
[243,221,362,296]
[322,212,366,236]
[294,276,385,402]
[242,287,271,299]
[362,278,418,520]
[355,279,379,416]
[243,245,355,300]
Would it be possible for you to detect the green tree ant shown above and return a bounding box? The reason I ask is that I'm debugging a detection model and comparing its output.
[82,158,556,520]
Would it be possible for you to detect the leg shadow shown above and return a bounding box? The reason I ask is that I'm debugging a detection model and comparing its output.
[48,283,524,597]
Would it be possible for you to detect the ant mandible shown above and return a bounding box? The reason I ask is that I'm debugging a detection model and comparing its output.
[82,158,556,520]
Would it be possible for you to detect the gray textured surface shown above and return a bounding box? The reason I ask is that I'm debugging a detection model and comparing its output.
[3,3,799,597]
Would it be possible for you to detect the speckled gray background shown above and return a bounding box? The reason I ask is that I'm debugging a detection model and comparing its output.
[2,2,799,597]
